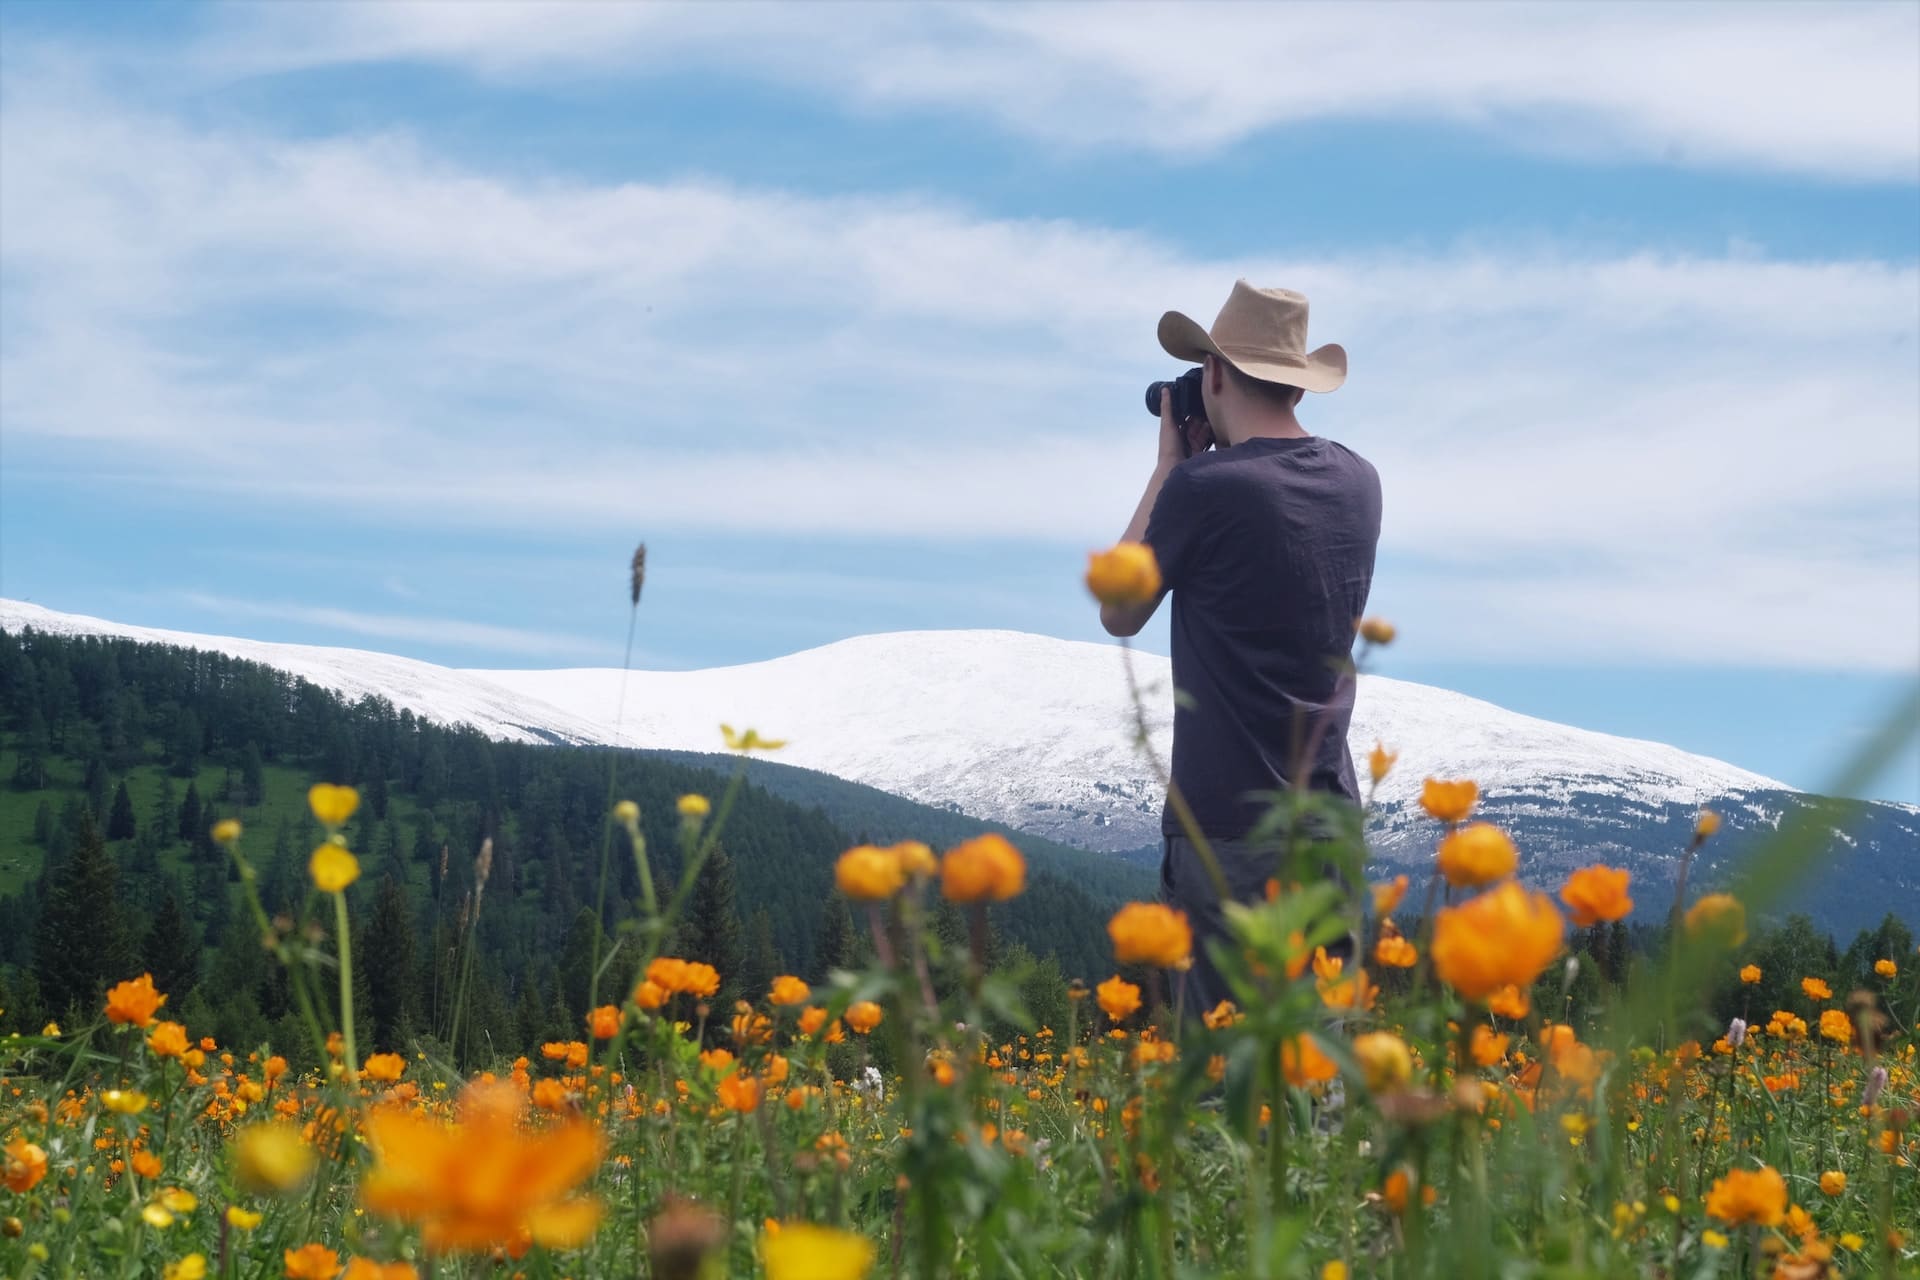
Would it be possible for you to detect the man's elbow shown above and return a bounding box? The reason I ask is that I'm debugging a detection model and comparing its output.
[1100,602,1148,638]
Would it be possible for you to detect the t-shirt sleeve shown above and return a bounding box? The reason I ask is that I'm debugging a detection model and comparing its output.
[1143,465,1207,592]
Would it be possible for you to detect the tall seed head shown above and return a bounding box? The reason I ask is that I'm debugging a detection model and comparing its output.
[630,543,648,606]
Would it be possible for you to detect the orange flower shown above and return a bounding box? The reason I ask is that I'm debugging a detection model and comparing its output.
[1435,823,1517,888]
[717,1072,762,1113]
[1419,778,1478,824]
[768,976,811,1007]
[344,1262,420,1280]
[1382,1167,1434,1214]
[1371,874,1409,916]
[1470,1024,1509,1067]
[1818,1009,1852,1045]
[1694,809,1722,840]
[796,1007,829,1037]
[1801,977,1833,1002]
[234,1124,316,1196]
[130,1150,163,1179]
[1740,964,1763,985]
[940,835,1027,903]
[634,980,668,1010]
[845,1001,883,1035]
[1107,903,1192,968]
[1280,1035,1338,1087]
[1358,616,1396,645]
[1684,894,1747,949]
[360,1081,604,1254]
[641,958,720,1000]
[1373,929,1417,969]
[1368,743,1398,785]
[531,1079,570,1114]
[1704,1165,1787,1227]
[1431,882,1564,1001]
[147,1020,189,1059]
[4,1140,47,1193]
[1559,866,1633,927]
[105,974,168,1028]
[834,845,907,902]
[284,1244,342,1280]
[889,841,937,880]
[1096,976,1142,1022]
[1874,958,1898,978]
[587,1005,622,1039]
[1085,543,1162,607]
[1819,1171,1847,1196]
[361,1053,406,1083]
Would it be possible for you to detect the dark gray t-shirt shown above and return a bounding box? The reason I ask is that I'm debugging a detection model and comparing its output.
[1143,435,1382,838]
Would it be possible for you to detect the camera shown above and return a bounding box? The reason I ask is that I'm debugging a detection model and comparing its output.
[1145,367,1206,424]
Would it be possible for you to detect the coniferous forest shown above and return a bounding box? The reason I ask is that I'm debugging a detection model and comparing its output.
[0,626,1130,1066]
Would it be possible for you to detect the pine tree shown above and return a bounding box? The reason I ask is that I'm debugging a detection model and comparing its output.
[34,813,135,1018]
[363,875,419,1051]
[168,708,202,777]
[813,896,862,983]
[30,799,52,845]
[740,908,781,1002]
[682,846,746,1007]
[177,783,203,845]
[150,776,176,846]
[107,781,137,841]
[11,707,50,790]
[557,908,603,1021]
[241,742,266,807]
[143,884,201,1001]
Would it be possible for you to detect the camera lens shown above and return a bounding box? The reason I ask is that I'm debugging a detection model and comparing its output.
[1144,380,1171,417]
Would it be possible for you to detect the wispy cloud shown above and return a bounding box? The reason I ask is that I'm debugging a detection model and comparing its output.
[178,593,608,658]
[0,57,1914,669]
[200,1,1920,182]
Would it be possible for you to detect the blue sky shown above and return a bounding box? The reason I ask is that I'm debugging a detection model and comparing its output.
[1,1,1916,804]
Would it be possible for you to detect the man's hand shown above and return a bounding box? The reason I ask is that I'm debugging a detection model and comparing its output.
[1157,386,1214,466]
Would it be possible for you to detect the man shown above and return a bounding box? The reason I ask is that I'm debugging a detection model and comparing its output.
[1100,281,1382,1011]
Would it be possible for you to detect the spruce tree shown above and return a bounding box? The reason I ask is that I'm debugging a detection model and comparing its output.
[34,813,134,1018]
[177,783,203,845]
[740,908,781,1003]
[30,799,51,845]
[143,884,201,1001]
[150,776,175,846]
[241,742,266,807]
[107,781,137,841]
[363,875,419,1051]
[813,896,862,983]
[11,707,50,790]
[682,846,746,1007]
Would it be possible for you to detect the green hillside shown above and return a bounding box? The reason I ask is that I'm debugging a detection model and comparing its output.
[0,626,1129,1064]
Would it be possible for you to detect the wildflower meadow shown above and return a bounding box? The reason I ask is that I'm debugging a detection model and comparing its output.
[1,546,1915,1280]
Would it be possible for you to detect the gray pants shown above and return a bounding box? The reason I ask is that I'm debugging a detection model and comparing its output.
[1160,833,1354,1016]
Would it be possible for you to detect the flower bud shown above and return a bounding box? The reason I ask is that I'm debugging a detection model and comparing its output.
[1727,1018,1747,1048]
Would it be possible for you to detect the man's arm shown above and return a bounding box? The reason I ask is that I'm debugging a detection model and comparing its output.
[1100,387,1212,637]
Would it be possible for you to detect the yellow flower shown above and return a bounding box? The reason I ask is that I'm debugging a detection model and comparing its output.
[1096,976,1141,1022]
[39,1021,60,1037]
[1704,1165,1786,1227]
[761,1222,876,1280]
[676,794,711,819]
[889,841,937,879]
[834,845,907,902]
[1419,777,1479,824]
[1819,1170,1847,1196]
[1559,865,1633,927]
[1702,1229,1728,1249]
[233,1124,317,1196]
[1875,958,1898,978]
[1352,1032,1413,1093]
[1683,893,1747,949]
[102,1089,150,1115]
[226,1206,263,1230]
[105,973,168,1027]
[1322,1264,1349,1280]
[143,1203,175,1228]
[309,843,361,894]
[163,1255,207,1280]
[1357,616,1395,646]
[210,819,242,845]
[721,724,787,752]
[940,834,1027,903]
[612,800,639,825]
[1694,809,1721,839]
[1107,903,1192,968]
[308,783,360,828]
[1368,742,1397,785]
[1084,543,1162,607]
[1740,964,1762,985]
[1431,882,1565,1001]
[1435,823,1518,888]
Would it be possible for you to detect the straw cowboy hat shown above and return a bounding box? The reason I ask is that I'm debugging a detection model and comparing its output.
[1158,280,1346,393]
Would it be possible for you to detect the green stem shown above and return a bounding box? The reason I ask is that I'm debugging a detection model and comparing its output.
[333,889,357,1083]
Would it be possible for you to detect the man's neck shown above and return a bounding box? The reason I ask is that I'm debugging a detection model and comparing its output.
[1224,411,1309,445]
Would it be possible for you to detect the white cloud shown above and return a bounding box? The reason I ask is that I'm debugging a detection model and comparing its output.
[200,1,1920,182]
[0,69,1915,669]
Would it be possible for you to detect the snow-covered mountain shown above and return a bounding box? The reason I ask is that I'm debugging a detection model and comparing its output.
[4,599,1914,933]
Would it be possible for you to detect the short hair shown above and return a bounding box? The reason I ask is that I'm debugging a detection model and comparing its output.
[1220,359,1305,410]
